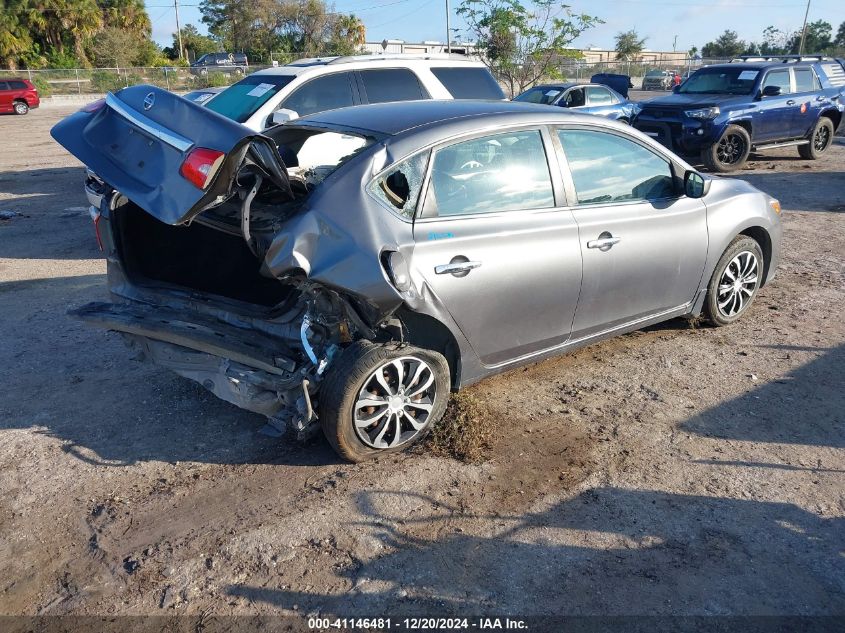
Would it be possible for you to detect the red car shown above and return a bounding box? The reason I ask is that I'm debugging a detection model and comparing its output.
[0,78,40,115]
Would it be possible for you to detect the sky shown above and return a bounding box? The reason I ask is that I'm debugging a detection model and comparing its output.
[146,0,844,55]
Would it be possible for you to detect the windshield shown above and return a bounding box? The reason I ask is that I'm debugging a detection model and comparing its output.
[679,67,759,95]
[513,87,563,105]
[646,70,665,77]
[205,74,295,123]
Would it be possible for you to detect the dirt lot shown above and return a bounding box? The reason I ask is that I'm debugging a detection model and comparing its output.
[1,105,843,620]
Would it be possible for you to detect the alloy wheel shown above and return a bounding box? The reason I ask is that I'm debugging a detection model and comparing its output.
[717,250,759,318]
[14,102,28,115]
[716,133,746,165]
[814,125,831,152]
[353,356,437,449]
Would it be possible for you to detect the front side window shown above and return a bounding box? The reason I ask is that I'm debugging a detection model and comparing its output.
[793,68,819,92]
[280,72,354,117]
[368,152,429,219]
[763,69,791,94]
[564,88,586,107]
[425,130,554,217]
[360,69,426,103]
[558,129,675,205]
[205,74,295,123]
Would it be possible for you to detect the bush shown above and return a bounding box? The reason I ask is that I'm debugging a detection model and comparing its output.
[30,75,53,97]
[90,71,143,93]
[203,71,232,87]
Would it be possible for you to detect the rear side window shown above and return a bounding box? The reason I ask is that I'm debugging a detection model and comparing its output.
[360,69,426,104]
[0,82,8,91]
[430,67,505,100]
[281,73,355,117]
[368,152,430,219]
[9,80,27,90]
[425,129,554,217]
[586,86,615,105]
[793,68,820,92]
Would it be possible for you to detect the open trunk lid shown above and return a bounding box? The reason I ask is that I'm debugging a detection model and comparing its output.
[51,84,292,225]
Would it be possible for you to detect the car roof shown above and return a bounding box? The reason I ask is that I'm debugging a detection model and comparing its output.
[253,54,485,78]
[704,60,820,71]
[297,99,597,136]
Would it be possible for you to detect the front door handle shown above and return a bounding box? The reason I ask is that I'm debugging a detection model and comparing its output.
[587,235,621,250]
[786,99,796,106]
[435,260,482,276]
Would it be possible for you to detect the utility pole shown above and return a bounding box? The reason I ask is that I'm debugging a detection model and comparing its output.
[798,0,811,55]
[672,34,678,52]
[446,0,451,53]
[175,0,184,61]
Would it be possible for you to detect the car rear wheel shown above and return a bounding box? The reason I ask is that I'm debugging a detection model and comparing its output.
[702,125,751,173]
[798,117,834,160]
[319,341,450,462]
[703,236,764,326]
[13,101,29,115]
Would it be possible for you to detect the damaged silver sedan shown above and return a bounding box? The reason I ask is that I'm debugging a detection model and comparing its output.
[52,87,782,461]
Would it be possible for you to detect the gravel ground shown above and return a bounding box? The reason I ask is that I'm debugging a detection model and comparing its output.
[0,106,843,619]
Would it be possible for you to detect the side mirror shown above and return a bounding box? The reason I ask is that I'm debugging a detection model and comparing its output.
[684,170,709,198]
[271,108,299,126]
[761,85,781,98]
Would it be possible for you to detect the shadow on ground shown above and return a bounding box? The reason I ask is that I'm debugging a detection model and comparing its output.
[227,486,845,615]
[680,343,844,448]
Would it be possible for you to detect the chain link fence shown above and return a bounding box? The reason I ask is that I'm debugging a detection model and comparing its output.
[1,57,733,98]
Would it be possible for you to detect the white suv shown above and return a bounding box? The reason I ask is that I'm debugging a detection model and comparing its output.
[203,54,506,131]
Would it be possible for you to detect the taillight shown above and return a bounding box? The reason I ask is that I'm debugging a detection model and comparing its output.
[179,148,225,190]
[81,98,106,113]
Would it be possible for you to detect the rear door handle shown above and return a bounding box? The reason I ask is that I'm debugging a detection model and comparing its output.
[435,261,482,275]
[786,100,796,106]
[587,236,621,249]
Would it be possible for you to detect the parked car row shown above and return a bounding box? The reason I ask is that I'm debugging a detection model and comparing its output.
[52,52,788,462]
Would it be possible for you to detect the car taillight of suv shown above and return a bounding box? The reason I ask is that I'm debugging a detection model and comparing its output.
[0,79,40,115]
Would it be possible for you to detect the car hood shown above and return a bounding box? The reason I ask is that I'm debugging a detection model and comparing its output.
[640,93,752,109]
[51,85,292,225]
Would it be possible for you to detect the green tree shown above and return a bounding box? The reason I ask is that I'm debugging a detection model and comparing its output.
[614,29,645,61]
[0,1,34,69]
[759,26,792,55]
[99,0,151,36]
[835,21,845,48]
[788,20,832,53]
[701,30,747,58]
[167,24,219,61]
[458,0,602,96]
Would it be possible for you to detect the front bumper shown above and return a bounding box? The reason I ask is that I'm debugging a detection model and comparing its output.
[634,117,720,155]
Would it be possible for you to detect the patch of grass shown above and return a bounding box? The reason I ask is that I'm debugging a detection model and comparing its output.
[424,392,492,462]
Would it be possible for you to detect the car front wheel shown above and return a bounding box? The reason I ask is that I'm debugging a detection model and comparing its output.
[702,124,751,173]
[13,101,29,115]
[798,117,834,160]
[703,236,764,326]
[319,341,450,462]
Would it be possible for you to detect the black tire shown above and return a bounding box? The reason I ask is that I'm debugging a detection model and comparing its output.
[798,117,834,160]
[13,100,29,115]
[703,236,764,327]
[702,124,751,173]
[319,340,450,462]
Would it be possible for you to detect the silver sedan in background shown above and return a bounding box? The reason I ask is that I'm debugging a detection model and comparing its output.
[53,91,782,461]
